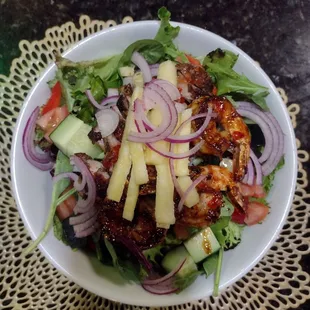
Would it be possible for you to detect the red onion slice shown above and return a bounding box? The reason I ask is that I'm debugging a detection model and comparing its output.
[169,157,183,197]
[247,159,255,186]
[143,259,186,286]
[73,210,98,233]
[262,112,284,176]
[149,64,159,77]
[100,95,119,106]
[95,109,119,138]
[116,236,153,273]
[131,51,152,83]
[142,284,178,295]
[250,150,263,185]
[178,175,207,212]
[85,90,119,110]
[147,140,204,160]
[69,206,97,225]
[75,222,99,238]
[22,107,54,171]
[52,172,86,191]
[236,107,273,163]
[151,79,181,101]
[70,155,96,214]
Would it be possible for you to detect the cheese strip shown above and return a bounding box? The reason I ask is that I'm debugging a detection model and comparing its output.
[155,164,175,227]
[107,77,145,201]
[122,172,139,221]
[174,109,192,176]
[144,108,169,165]
[157,60,177,86]
[177,176,200,208]
[128,87,149,185]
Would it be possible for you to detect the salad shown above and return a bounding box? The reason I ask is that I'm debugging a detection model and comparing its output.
[23,8,285,295]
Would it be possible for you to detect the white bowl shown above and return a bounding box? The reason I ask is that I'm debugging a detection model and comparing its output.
[11,21,297,306]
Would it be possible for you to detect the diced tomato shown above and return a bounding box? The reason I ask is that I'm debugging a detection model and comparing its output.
[41,82,62,115]
[56,186,77,221]
[212,86,218,95]
[231,207,246,224]
[244,202,269,226]
[239,183,266,198]
[36,106,69,142]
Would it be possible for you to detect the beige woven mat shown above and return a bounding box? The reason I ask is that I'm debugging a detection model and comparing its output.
[0,16,309,310]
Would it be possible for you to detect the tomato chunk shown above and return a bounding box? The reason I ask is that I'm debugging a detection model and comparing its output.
[42,82,62,115]
[239,183,266,199]
[231,207,246,224]
[56,186,77,221]
[37,106,69,142]
[244,202,269,226]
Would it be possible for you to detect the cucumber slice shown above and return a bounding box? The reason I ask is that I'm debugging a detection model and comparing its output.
[184,227,220,263]
[50,115,102,158]
[162,245,197,278]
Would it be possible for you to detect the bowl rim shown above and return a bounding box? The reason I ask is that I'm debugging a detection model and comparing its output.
[11,20,297,307]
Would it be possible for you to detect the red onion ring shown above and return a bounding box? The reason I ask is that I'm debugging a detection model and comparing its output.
[100,95,119,106]
[75,222,99,238]
[236,107,273,163]
[69,206,97,225]
[52,172,86,191]
[178,175,207,212]
[116,236,153,273]
[169,157,183,197]
[73,210,98,233]
[247,159,255,186]
[85,90,119,110]
[147,140,204,160]
[149,64,159,77]
[142,283,178,295]
[70,155,96,214]
[22,107,54,171]
[151,79,180,101]
[143,258,186,286]
[131,51,152,83]
[262,112,284,176]
[250,150,263,185]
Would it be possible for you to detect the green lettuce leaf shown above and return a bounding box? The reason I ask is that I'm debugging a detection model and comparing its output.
[203,49,269,110]
[120,39,165,66]
[263,156,285,194]
[173,270,202,292]
[23,152,73,255]
[154,7,187,61]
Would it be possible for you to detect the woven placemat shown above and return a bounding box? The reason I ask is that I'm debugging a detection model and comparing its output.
[0,15,309,310]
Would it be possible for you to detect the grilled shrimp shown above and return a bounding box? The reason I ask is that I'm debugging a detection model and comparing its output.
[191,96,251,181]
[176,63,215,101]
[176,165,245,231]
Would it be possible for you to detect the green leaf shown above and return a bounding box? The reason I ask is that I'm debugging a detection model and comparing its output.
[23,152,73,255]
[262,156,285,194]
[202,252,219,277]
[203,49,269,110]
[213,246,224,296]
[220,196,234,217]
[210,216,230,246]
[120,39,165,66]
[104,238,140,282]
[203,48,238,69]
[155,7,180,45]
[53,215,68,245]
[222,221,245,250]
[174,270,202,292]
[94,54,123,81]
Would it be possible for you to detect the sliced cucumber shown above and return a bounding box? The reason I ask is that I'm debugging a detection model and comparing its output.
[50,115,103,158]
[184,227,220,263]
[162,245,197,278]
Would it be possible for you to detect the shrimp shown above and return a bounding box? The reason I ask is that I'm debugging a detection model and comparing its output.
[190,96,251,181]
[176,63,215,101]
[176,165,245,231]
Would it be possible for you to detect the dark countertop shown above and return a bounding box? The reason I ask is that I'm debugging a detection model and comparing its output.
[0,0,309,309]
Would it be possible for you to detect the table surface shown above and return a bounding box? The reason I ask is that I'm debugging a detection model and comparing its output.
[0,0,309,309]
